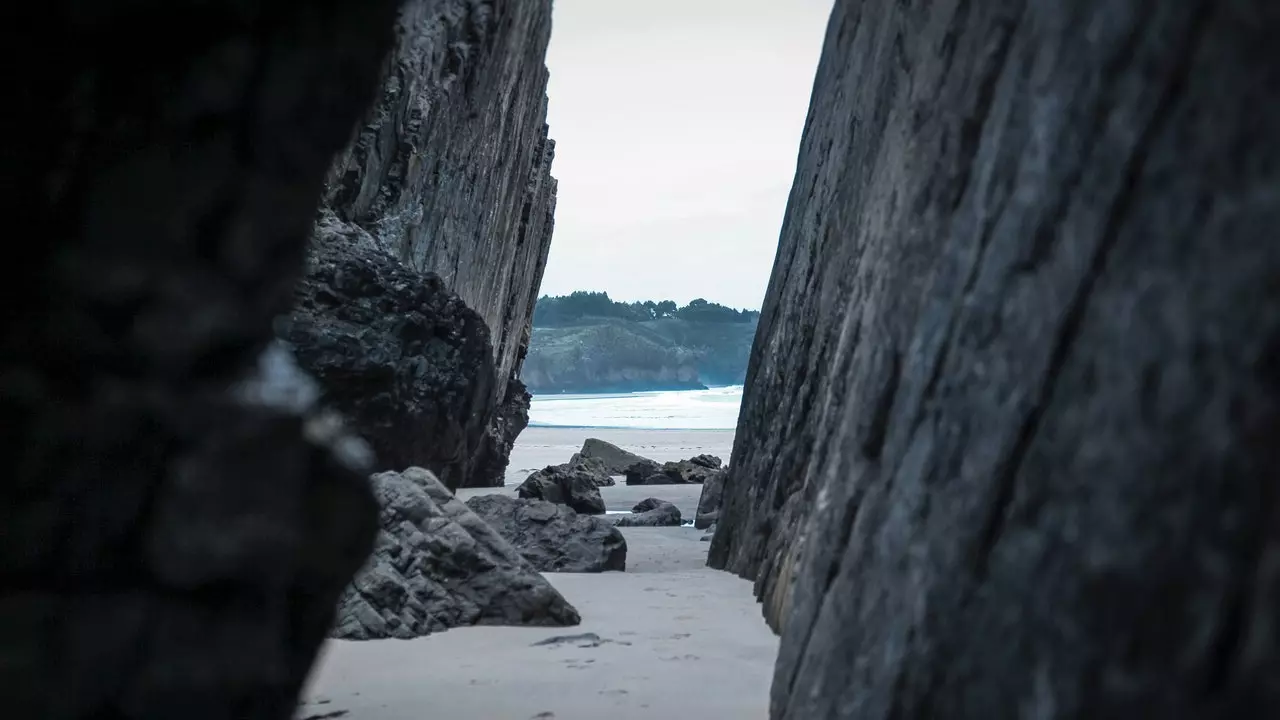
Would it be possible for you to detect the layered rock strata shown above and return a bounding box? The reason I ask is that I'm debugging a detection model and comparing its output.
[289,0,558,487]
[709,0,1280,718]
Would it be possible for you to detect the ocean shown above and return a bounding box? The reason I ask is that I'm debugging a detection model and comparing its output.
[528,385,744,430]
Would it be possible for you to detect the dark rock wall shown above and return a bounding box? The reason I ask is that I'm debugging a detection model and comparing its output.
[305,0,557,486]
[709,0,1280,718]
[0,0,399,717]
[280,214,496,490]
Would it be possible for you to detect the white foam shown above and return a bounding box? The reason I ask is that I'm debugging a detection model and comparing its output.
[528,386,743,430]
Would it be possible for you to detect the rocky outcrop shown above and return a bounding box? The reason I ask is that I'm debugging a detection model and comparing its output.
[334,468,579,640]
[466,495,627,573]
[2,1,401,716]
[578,438,652,475]
[709,1,1280,718]
[515,463,607,515]
[280,215,495,490]
[612,498,683,528]
[288,0,558,487]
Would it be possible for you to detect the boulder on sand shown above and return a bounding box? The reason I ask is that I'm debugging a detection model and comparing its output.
[333,468,580,640]
[578,437,653,474]
[688,454,723,469]
[624,458,664,486]
[630,457,723,486]
[695,469,727,530]
[566,453,616,486]
[466,494,627,572]
[516,463,607,514]
[612,498,683,527]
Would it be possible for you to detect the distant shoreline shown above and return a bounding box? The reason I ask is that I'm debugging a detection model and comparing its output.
[526,423,735,432]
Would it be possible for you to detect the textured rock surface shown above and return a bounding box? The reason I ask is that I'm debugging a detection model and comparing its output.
[634,459,721,486]
[280,215,496,490]
[695,469,726,530]
[333,468,579,640]
[624,458,664,486]
[567,453,617,486]
[0,1,400,716]
[612,498,683,528]
[293,0,558,488]
[709,0,1280,718]
[579,438,653,475]
[466,495,627,573]
[515,463,607,515]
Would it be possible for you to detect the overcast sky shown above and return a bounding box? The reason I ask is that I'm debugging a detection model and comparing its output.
[539,0,834,310]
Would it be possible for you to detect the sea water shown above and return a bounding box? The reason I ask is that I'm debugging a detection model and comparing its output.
[528,385,743,430]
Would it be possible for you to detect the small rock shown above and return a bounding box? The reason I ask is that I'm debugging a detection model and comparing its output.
[613,498,683,527]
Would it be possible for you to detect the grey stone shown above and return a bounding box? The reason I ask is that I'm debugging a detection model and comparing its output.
[695,469,727,530]
[334,468,579,640]
[612,498,683,528]
[624,458,664,486]
[567,453,616,486]
[466,494,627,573]
[516,463,607,515]
[708,0,1280,717]
[579,438,653,475]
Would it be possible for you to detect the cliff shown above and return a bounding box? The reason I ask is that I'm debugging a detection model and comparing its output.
[2,0,400,716]
[709,1,1280,718]
[285,0,556,487]
[522,317,757,394]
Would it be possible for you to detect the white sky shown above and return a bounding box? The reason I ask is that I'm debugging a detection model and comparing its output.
[540,0,834,310]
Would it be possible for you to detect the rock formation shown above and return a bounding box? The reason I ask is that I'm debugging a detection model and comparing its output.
[333,468,579,639]
[281,215,496,489]
[467,495,628,573]
[1,0,402,716]
[516,463,607,515]
[695,469,726,530]
[286,0,558,488]
[578,438,652,474]
[612,498,683,528]
[629,457,721,486]
[709,0,1280,718]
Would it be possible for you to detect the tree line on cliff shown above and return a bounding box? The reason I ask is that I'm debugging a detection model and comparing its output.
[532,290,759,327]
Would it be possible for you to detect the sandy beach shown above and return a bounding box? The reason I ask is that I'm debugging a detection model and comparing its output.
[300,426,777,720]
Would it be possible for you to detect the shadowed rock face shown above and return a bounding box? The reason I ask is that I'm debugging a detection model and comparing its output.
[0,0,400,717]
[709,1,1280,718]
[291,0,558,488]
[281,213,496,491]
